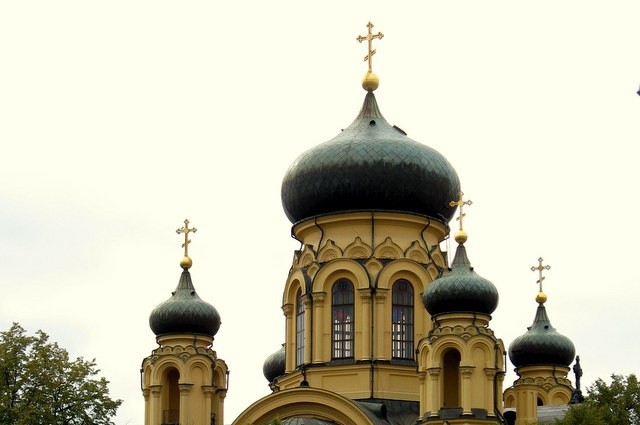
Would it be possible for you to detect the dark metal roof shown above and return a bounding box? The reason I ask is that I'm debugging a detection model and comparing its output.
[424,243,499,316]
[149,270,221,337]
[263,343,286,383]
[508,304,575,368]
[281,92,460,224]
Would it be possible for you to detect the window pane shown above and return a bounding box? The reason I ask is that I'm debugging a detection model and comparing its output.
[392,279,414,359]
[296,289,305,366]
[332,279,354,359]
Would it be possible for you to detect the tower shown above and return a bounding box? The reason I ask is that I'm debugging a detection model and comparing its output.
[234,22,466,425]
[142,220,228,425]
[419,196,506,424]
[503,258,576,425]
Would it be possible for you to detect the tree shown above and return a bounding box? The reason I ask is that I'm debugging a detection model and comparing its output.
[558,374,640,425]
[0,322,122,425]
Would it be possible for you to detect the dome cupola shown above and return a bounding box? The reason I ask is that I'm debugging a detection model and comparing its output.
[262,343,286,383]
[149,220,221,338]
[423,195,499,316]
[281,26,459,225]
[509,259,575,368]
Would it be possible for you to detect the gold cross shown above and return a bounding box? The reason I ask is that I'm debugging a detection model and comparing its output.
[356,21,384,72]
[176,219,197,257]
[449,191,472,230]
[531,257,551,292]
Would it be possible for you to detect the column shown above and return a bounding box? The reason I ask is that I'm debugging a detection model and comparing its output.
[358,289,372,360]
[202,385,215,425]
[460,366,475,415]
[178,383,193,425]
[427,367,441,417]
[484,368,497,415]
[312,292,326,363]
[374,289,388,360]
[149,385,162,425]
[282,304,294,371]
[303,294,312,364]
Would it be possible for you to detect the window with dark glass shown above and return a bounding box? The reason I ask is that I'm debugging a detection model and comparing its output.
[392,279,414,359]
[332,279,354,359]
[296,288,305,366]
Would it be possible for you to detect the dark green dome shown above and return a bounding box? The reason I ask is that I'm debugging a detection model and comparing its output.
[509,304,575,368]
[149,270,221,337]
[281,92,460,224]
[263,343,285,383]
[424,243,499,316]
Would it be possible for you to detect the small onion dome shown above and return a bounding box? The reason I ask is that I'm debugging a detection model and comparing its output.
[509,303,576,368]
[281,92,460,224]
[424,243,499,316]
[262,343,285,383]
[149,270,221,337]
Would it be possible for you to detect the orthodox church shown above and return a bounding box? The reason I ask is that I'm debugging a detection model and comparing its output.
[140,23,581,425]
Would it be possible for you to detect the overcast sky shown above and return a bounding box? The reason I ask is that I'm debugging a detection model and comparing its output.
[1,1,640,424]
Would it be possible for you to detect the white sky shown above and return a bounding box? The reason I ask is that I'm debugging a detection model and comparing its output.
[1,1,640,424]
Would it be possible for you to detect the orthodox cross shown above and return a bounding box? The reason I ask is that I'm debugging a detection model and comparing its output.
[176,219,197,257]
[356,21,384,72]
[531,257,550,292]
[449,191,472,230]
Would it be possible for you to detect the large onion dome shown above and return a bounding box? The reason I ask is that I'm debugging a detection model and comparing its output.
[149,269,221,337]
[509,302,575,368]
[263,343,285,383]
[424,242,499,316]
[281,92,460,224]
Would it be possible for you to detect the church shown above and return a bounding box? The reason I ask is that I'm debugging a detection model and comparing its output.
[139,23,581,425]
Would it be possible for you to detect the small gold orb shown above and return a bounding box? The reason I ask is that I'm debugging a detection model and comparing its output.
[536,291,547,304]
[454,230,468,244]
[362,71,379,91]
[180,255,192,270]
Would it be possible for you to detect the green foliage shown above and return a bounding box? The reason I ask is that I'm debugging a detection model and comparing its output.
[0,322,122,425]
[556,374,640,425]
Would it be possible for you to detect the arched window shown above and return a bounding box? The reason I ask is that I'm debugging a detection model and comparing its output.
[332,278,354,359]
[296,288,305,366]
[392,279,414,359]
[442,349,461,408]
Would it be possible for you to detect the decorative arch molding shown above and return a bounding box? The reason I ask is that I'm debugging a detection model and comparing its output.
[231,387,375,425]
[364,258,383,281]
[318,240,343,263]
[344,237,373,260]
[283,269,309,306]
[311,259,370,293]
[404,240,429,264]
[298,245,317,268]
[374,237,403,260]
[375,259,432,291]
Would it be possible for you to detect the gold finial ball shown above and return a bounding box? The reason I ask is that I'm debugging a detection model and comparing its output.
[180,255,193,270]
[454,229,468,244]
[536,291,547,304]
[362,71,379,91]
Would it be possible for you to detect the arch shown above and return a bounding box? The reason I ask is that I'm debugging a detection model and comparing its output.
[161,367,180,424]
[311,259,370,293]
[442,349,461,408]
[150,357,187,384]
[283,269,309,307]
[375,258,432,292]
[231,387,375,425]
[183,357,214,384]
[504,392,516,408]
[430,339,467,364]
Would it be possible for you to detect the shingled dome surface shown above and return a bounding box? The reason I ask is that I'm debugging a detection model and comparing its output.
[281,92,460,224]
[149,270,221,337]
